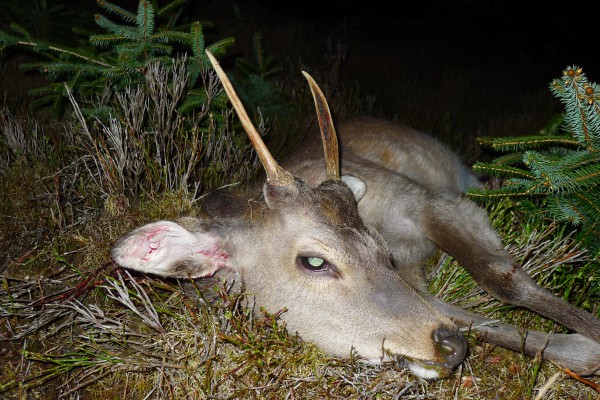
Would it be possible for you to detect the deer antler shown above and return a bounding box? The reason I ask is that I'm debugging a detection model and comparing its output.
[206,50,294,186]
[302,72,340,181]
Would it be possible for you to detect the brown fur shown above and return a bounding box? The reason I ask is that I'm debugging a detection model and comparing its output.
[112,86,599,378]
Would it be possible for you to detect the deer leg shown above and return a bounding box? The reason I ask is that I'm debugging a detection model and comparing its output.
[422,293,600,375]
[423,198,600,343]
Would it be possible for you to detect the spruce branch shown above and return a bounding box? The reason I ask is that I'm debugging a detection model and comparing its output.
[5,24,112,68]
[551,66,600,151]
[0,0,234,113]
[136,0,155,39]
[472,162,535,180]
[469,66,600,252]
[97,0,137,23]
[477,135,579,152]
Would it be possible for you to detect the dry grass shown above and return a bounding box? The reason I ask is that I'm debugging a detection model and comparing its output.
[1,189,599,399]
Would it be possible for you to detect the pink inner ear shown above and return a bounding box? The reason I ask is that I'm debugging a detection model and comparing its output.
[113,221,230,278]
[137,226,173,261]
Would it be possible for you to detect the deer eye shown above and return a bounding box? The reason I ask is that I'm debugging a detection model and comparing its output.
[298,256,330,272]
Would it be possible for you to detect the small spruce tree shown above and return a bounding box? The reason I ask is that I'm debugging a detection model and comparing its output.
[0,0,234,113]
[469,66,600,253]
[0,1,268,201]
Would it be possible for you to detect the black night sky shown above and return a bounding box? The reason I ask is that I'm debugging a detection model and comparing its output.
[3,0,600,144]
[200,0,600,76]
[200,0,600,148]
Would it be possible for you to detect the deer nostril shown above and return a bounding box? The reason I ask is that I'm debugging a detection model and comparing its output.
[433,328,468,366]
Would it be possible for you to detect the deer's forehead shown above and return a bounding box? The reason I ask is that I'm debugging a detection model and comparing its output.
[282,197,390,263]
[299,184,364,228]
[315,197,361,227]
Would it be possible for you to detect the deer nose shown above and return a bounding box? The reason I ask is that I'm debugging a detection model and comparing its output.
[433,328,468,367]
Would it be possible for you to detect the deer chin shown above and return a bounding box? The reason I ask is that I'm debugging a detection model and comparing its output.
[398,357,454,380]
[363,353,454,380]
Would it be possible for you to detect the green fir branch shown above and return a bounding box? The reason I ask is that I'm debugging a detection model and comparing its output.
[136,0,155,39]
[477,134,579,152]
[97,0,137,23]
[5,23,112,68]
[0,0,235,114]
[472,162,534,180]
[551,66,600,151]
[473,66,600,252]
[467,185,540,199]
[94,14,138,39]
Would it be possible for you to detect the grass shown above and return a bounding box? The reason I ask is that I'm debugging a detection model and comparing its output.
[1,224,598,399]
[1,135,598,398]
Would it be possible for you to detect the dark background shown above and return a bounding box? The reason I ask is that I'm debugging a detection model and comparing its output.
[199,0,600,84]
[2,0,599,157]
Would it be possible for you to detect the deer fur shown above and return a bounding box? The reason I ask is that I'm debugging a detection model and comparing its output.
[284,117,600,374]
[111,52,600,379]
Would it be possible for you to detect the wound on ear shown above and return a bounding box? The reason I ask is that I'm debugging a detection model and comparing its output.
[111,221,229,278]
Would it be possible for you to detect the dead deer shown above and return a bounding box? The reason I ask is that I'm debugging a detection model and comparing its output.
[111,51,600,379]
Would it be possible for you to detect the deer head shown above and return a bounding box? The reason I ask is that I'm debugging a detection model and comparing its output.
[110,51,467,379]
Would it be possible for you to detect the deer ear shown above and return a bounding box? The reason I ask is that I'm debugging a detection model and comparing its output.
[342,175,367,202]
[111,221,229,278]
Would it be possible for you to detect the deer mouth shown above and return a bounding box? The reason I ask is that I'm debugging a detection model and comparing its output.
[387,328,467,379]
[397,356,456,380]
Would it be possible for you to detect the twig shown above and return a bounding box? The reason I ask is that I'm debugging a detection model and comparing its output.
[563,368,600,393]
[30,262,115,307]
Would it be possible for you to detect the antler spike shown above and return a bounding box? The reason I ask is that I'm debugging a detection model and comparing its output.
[206,50,294,186]
[302,72,340,181]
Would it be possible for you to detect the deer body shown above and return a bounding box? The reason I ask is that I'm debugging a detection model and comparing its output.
[284,116,600,372]
[112,54,600,379]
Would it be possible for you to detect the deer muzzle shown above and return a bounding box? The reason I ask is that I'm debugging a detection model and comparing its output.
[398,327,468,379]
